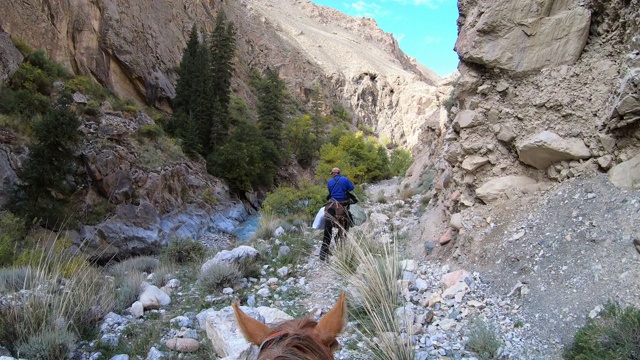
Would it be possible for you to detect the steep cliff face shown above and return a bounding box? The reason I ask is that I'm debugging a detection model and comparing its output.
[0,0,446,149]
[406,0,640,239]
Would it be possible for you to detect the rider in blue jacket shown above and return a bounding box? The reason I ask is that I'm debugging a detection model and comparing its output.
[320,168,355,261]
[327,167,354,201]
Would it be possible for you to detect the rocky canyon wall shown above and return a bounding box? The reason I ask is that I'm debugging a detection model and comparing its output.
[406,0,640,231]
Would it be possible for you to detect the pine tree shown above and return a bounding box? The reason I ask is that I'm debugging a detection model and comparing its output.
[11,94,81,224]
[253,68,286,151]
[173,25,201,115]
[209,10,236,150]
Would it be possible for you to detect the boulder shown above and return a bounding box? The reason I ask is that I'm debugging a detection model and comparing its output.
[475,176,538,203]
[139,282,171,309]
[454,110,481,129]
[461,156,490,173]
[201,246,260,274]
[609,153,640,189]
[197,306,262,360]
[166,338,200,353]
[517,131,591,170]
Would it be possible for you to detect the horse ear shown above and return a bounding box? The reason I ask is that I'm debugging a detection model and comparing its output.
[233,303,273,346]
[314,291,347,346]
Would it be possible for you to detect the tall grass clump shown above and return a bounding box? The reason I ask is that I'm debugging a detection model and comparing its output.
[563,301,640,359]
[161,238,207,264]
[0,237,115,359]
[198,261,242,291]
[251,211,283,241]
[466,316,502,359]
[330,228,414,360]
[107,256,161,312]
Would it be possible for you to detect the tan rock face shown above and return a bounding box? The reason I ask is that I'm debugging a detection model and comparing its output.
[0,0,214,112]
[455,0,591,73]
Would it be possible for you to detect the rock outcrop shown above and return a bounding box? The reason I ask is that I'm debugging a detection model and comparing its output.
[0,30,23,84]
[404,0,640,246]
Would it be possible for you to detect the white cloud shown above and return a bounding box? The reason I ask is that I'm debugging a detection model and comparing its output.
[383,0,454,9]
[416,0,450,9]
[345,1,386,17]
[422,35,442,44]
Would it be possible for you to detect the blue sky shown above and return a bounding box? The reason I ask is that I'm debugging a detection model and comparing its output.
[310,0,460,77]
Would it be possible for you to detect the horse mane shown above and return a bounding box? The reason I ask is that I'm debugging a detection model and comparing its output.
[258,318,338,360]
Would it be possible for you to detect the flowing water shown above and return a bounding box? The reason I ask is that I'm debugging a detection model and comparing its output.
[231,214,261,241]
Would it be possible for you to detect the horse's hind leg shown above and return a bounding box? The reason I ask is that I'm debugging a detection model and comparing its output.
[320,208,336,261]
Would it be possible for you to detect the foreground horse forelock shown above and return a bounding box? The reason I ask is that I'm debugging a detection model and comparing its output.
[233,292,347,360]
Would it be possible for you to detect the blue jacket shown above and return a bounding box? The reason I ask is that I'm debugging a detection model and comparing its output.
[327,175,354,201]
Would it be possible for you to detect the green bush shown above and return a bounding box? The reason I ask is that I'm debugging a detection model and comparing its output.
[11,63,53,94]
[161,238,207,264]
[390,148,412,177]
[0,267,33,292]
[137,124,164,140]
[26,50,69,79]
[0,212,27,266]
[316,131,391,184]
[11,36,32,56]
[466,317,502,360]
[111,98,138,113]
[563,302,640,359]
[64,76,110,100]
[0,87,51,117]
[112,272,145,313]
[261,181,326,220]
[0,248,115,357]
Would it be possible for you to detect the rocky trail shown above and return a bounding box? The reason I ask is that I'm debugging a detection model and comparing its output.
[298,172,640,359]
[15,171,637,360]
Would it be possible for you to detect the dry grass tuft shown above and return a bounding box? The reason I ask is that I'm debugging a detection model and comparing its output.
[330,227,414,360]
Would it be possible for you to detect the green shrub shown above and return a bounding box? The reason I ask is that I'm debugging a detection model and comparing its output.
[0,212,27,266]
[138,124,164,140]
[198,261,242,291]
[111,98,138,113]
[11,63,53,94]
[375,190,387,204]
[112,272,145,313]
[262,181,326,221]
[251,212,282,241]
[64,76,110,100]
[0,87,51,117]
[563,302,640,360]
[329,231,412,360]
[11,36,32,56]
[390,148,412,177]
[161,238,206,264]
[466,317,502,360]
[316,131,391,184]
[26,50,69,79]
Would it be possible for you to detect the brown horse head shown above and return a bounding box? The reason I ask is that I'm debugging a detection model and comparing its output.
[233,292,347,360]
